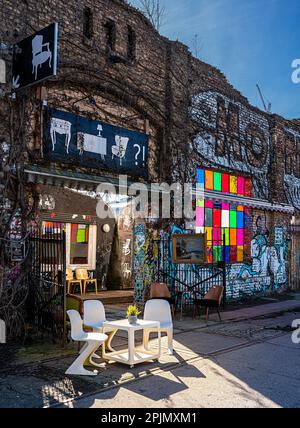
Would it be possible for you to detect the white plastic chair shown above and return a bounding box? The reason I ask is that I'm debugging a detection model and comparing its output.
[83,300,116,352]
[66,310,108,376]
[143,299,174,355]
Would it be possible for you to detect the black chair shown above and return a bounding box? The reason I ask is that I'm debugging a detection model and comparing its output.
[193,286,224,321]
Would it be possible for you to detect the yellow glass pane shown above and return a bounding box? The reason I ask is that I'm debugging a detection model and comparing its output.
[237,246,244,262]
[205,227,213,242]
[230,176,237,194]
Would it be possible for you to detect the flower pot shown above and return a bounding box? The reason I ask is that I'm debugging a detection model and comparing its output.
[128,315,138,325]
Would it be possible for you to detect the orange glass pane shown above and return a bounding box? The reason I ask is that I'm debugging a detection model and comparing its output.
[207,246,213,263]
[230,229,237,246]
[205,170,214,190]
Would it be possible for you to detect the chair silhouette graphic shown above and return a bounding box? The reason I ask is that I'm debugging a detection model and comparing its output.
[32,35,52,80]
[112,136,129,166]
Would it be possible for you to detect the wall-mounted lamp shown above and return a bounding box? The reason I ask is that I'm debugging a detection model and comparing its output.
[102,224,110,233]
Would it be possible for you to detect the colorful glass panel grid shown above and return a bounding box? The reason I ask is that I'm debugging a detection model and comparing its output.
[197,168,252,197]
[196,168,253,264]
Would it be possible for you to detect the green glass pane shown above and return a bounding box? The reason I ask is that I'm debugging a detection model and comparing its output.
[214,172,222,191]
[230,210,237,228]
[213,246,222,263]
[196,199,205,208]
[223,228,230,246]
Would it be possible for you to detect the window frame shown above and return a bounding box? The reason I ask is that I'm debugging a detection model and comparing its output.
[66,223,97,270]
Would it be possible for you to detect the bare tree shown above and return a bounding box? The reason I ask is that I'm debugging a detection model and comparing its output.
[134,0,166,31]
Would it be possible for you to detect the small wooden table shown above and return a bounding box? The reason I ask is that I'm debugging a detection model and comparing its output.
[102,319,161,368]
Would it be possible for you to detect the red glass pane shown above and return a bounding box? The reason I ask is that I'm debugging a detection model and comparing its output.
[230,246,237,263]
[244,178,253,197]
[71,224,78,242]
[222,173,230,193]
[213,209,221,228]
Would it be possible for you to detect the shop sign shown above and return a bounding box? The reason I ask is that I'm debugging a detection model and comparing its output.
[43,108,149,178]
[12,23,58,90]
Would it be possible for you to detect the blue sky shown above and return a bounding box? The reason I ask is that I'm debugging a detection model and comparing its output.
[130,0,300,119]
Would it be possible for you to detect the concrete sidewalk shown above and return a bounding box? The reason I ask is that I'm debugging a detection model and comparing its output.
[209,292,300,322]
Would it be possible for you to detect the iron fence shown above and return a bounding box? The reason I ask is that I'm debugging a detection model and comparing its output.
[27,225,66,343]
[153,236,226,317]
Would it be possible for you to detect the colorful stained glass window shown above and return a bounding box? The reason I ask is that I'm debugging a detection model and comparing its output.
[196,168,252,263]
[70,223,90,265]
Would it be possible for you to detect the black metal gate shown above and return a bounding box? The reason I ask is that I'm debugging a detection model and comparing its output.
[154,237,226,317]
[27,225,66,343]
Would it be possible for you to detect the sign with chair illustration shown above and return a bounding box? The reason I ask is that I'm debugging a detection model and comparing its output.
[12,23,58,90]
[43,108,149,178]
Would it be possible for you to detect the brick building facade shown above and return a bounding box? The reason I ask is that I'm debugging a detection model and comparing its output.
[1,0,300,333]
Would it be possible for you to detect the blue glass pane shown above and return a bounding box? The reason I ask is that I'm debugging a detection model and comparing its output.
[237,212,244,228]
[197,169,205,185]
[213,202,222,210]
[225,246,230,263]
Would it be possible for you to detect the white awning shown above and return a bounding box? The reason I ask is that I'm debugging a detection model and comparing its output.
[193,188,294,214]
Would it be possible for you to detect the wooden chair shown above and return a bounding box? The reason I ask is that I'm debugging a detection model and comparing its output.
[76,268,98,295]
[66,268,83,295]
[193,286,224,321]
[150,283,176,319]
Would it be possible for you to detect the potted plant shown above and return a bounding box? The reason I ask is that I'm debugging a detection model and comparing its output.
[127,305,141,325]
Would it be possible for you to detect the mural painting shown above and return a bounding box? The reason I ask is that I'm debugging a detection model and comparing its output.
[191,91,270,199]
[133,219,288,307]
[119,206,133,288]
[226,219,287,299]
[284,128,300,210]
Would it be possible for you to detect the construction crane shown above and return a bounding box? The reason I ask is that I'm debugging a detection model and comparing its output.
[256,84,272,113]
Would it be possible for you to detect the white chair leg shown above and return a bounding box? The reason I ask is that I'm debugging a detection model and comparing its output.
[143,330,150,351]
[80,342,101,360]
[106,330,117,352]
[79,342,88,355]
[167,330,173,355]
[66,341,99,376]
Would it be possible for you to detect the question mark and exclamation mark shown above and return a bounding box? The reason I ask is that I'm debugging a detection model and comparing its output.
[134,144,146,166]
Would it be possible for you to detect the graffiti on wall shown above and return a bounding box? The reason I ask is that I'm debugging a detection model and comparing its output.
[191,91,270,199]
[226,220,287,299]
[118,205,135,288]
[284,127,300,210]
[133,220,288,306]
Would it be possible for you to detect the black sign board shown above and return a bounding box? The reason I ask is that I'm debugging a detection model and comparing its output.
[44,109,149,179]
[12,23,58,90]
